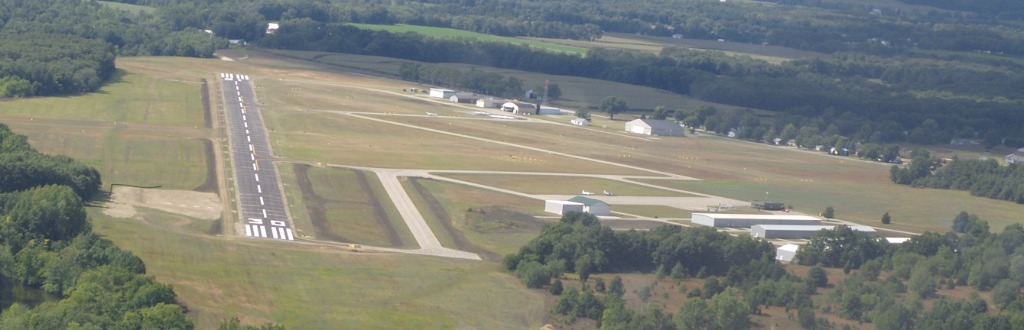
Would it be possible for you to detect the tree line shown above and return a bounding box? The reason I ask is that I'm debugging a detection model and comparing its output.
[891,150,1024,204]
[510,211,1024,328]
[398,63,524,99]
[0,0,226,97]
[0,124,193,328]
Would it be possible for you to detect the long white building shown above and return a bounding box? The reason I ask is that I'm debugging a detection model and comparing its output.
[691,213,821,228]
[751,225,876,239]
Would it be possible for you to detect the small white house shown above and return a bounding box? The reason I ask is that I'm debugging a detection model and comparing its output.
[266,23,279,34]
[1006,148,1024,164]
[429,88,455,99]
[545,200,585,215]
[625,119,683,136]
[776,244,799,263]
[571,118,590,126]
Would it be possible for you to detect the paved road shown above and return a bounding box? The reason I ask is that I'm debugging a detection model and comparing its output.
[219,73,294,241]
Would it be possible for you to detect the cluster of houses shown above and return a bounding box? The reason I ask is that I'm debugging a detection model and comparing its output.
[427,88,563,115]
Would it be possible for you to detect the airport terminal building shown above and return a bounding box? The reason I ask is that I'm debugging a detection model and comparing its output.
[691,213,821,228]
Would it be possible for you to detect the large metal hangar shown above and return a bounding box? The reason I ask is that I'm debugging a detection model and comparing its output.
[691,213,821,228]
[751,225,876,239]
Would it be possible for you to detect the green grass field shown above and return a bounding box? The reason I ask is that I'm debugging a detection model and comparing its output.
[0,70,204,127]
[437,173,697,197]
[404,178,549,259]
[348,23,587,55]
[88,209,545,329]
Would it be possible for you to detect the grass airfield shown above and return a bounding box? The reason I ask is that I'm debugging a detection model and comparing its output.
[1,50,1022,328]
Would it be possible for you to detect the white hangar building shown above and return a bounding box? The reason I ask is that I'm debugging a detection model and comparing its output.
[544,200,585,215]
[776,244,799,263]
[429,88,455,99]
[625,119,683,136]
[568,196,611,216]
[751,225,876,239]
[691,213,821,228]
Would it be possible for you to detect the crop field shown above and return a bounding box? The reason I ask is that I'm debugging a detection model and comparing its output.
[347,23,587,55]
[436,173,698,197]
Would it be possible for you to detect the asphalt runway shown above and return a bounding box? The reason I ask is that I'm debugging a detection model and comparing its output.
[220,73,294,241]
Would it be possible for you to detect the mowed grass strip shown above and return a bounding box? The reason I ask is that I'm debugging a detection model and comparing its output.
[437,173,696,197]
[88,209,546,330]
[304,165,416,248]
[0,70,204,127]
[410,178,550,257]
[264,110,639,174]
[10,127,208,190]
[347,23,587,55]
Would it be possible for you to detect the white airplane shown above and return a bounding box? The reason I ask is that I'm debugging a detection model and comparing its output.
[581,190,594,195]
[603,190,614,196]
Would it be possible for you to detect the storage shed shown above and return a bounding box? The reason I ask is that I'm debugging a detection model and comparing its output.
[545,200,585,215]
[476,98,503,108]
[625,119,683,136]
[691,213,821,228]
[776,244,799,263]
[429,88,455,99]
[567,196,611,216]
[450,92,480,104]
[751,225,876,239]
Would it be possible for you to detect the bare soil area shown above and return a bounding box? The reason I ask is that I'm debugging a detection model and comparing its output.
[104,186,222,220]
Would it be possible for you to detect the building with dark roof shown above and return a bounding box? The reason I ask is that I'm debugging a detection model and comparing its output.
[567,196,611,216]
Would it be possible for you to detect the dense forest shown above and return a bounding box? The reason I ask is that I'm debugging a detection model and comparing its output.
[0,0,226,97]
[515,212,1024,329]
[0,124,194,328]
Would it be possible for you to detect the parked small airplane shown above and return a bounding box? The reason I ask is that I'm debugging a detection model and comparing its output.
[603,190,614,196]
[581,190,594,195]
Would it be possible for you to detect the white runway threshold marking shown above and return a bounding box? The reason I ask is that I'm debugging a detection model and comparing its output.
[245,224,253,236]
[271,227,279,239]
[286,228,294,240]
[259,225,267,238]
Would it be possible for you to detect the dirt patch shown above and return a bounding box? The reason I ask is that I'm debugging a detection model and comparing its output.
[194,138,218,193]
[293,164,350,242]
[105,186,221,220]
[408,178,501,261]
